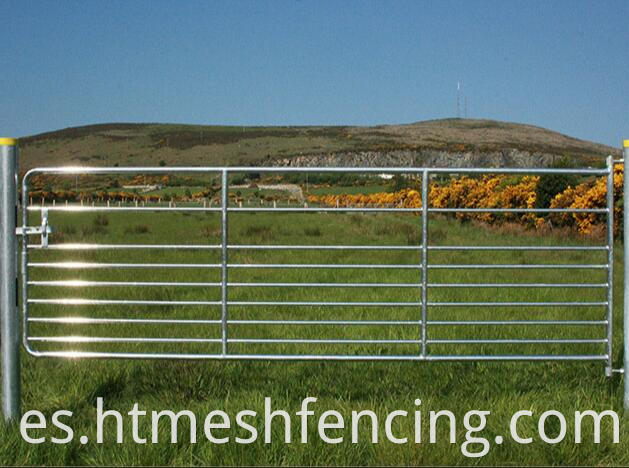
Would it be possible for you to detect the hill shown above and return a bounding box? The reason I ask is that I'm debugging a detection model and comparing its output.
[17,119,620,170]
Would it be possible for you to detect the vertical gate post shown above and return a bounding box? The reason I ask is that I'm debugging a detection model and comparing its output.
[0,138,20,421]
[606,155,614,377]
[623,140,629,409]
[221,170,229,356]
[421,170,428,357]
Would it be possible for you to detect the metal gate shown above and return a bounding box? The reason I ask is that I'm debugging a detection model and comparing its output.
[2,138,629,421]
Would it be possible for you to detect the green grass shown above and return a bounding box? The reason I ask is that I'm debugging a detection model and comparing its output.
[1,209,627,465]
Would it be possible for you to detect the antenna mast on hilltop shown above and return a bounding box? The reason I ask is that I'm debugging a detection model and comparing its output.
[456,81,461,118]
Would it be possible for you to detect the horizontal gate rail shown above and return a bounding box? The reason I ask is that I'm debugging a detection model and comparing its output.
[22,166,610,175]
[25,206,607,213]
[12,352,610,362]
[27,281,608,288]
[26,243,609,251]
[26,262,610,269]
[25,318,608,326]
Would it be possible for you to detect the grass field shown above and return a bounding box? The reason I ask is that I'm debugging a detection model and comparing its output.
[1,207,627,465]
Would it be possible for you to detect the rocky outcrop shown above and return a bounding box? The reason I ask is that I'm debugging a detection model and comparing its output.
[269,149,568,168]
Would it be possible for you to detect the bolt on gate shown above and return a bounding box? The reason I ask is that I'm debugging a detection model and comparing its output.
[2,139,629,421]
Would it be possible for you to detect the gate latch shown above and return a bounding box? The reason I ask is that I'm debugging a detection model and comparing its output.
[16,208,53,248]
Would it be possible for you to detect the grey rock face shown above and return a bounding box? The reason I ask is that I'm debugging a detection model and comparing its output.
[268,149,563,168]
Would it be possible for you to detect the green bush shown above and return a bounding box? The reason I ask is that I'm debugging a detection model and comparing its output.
[535,157,578,208]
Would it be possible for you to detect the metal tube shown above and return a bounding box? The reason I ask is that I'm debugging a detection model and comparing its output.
[29,243,224,250]
[428,283,608,288]
[221,170,228,355]
[28,317,605,326]
[27,280,421,288]
[24,166,609,176]
[606,156,614,376]
[429,245,607,251]
[27,261,424,270]
[29,243,422,251]
[623,140,629,409]
[28,317,422,326]
[421,170,428,357]
[27,205,422,213]
[24,206,606,215]
[27,206,222,213]
[28,336,223,344]
[27,280,607,289]
[28,280,223,288]
[428,264,608,269]
[27,243,607,252]
[28,262,222,269]
[226,301,422,307]
[28,317,224,325]
[228,244,419,250]
[0,138,19,421]
[227,264,423,269]
[430,208,607,214]
[28,299,222,306]
[229,207,421,212]
[28,336,422,345]
[28,299,424,307]
[428,301,606,307]
[20,165,29,394]
[227,281,419,288]
[428,320,607,326]
[427,339,607,345]
[228,338,419,344]
[20,350,610,361]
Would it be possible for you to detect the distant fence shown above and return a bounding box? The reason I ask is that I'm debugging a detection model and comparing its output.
[1,138,629,421]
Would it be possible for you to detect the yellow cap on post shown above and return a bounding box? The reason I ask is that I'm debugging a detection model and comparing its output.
[0,138,17,146]
[624,139,629,148]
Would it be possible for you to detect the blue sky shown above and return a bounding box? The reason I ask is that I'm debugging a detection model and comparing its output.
[1,0,627,146]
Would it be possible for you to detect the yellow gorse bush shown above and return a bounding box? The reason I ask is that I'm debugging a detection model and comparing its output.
[549,165,624,236]
[308,189,422,210]
[308,166,624,237]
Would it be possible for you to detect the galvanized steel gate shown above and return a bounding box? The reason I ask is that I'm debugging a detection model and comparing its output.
[2,139,629,421]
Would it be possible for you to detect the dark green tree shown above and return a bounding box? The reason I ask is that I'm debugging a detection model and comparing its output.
[535,157,579,208]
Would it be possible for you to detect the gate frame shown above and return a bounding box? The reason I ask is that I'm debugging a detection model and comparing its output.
[1,139,628,421]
